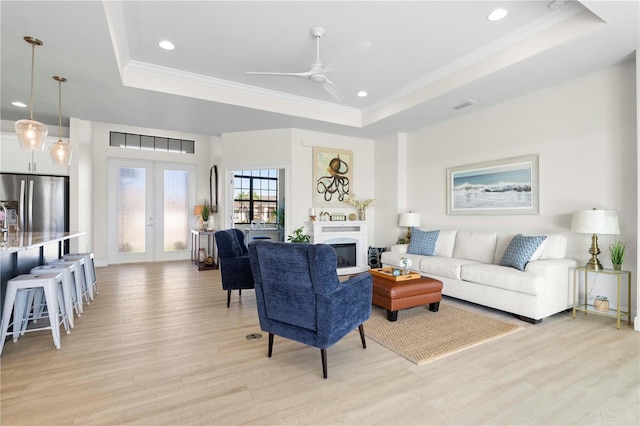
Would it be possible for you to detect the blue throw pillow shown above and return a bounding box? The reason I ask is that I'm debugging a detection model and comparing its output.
[407,228,440,256]
[499,234,547,271]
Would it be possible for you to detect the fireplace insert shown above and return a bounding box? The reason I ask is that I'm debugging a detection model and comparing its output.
[329,243,357,268]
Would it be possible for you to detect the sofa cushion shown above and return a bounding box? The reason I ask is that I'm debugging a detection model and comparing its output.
[532,234,567,259]
[499,234,547,271]
[419,256,480,280]
[380,251,425,271]
[407,228,439,256]
[460,263,544,296]
[434,230,457,257]
[452,231,498,264]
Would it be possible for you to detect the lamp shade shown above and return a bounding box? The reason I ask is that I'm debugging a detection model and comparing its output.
[50,139,72,166]
[194,205,203,216]
[399,212,421,228]
[571,209,619,235]
[15,119,48,151]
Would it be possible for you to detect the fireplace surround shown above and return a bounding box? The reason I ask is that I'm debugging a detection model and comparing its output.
[305,221,368,275]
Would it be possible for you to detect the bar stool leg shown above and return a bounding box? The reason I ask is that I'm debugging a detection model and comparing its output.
[13,289,31,341]
[41,284,61,349]
[57,282,70,334]
[1,284,18,355]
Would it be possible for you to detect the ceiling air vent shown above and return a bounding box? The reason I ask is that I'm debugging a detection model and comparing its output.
[451,99,477,111]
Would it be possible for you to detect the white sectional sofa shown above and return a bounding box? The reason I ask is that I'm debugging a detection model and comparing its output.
[380,230,578,323]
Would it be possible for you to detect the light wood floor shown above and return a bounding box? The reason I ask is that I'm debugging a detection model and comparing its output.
[1,261,638,425]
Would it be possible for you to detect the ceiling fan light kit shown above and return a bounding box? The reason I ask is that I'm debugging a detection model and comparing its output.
[246,26,370,102]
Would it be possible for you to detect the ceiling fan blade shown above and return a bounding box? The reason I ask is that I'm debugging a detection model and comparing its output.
[322,77,344,102]
[246,71,314,78]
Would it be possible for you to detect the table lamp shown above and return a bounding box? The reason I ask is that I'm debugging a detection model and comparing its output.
[399,212,421,242]
[571,208,619,270]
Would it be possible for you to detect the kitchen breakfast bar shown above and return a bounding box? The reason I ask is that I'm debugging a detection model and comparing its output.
[0,232,85,304]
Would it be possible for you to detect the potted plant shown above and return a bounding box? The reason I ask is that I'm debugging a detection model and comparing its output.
[287,226,310,243]
[199,202,211,230]
[609,240,626,271]
[271,207,285,228]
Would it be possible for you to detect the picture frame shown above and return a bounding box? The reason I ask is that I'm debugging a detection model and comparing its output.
[313,146,352,206]
[446,154,539,215]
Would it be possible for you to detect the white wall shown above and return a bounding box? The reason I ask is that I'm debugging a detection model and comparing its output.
[72,118,215,265]
[219,128,375,241]
[376,61,637,318]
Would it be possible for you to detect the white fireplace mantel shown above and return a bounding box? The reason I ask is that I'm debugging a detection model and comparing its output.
[304,221,368,275]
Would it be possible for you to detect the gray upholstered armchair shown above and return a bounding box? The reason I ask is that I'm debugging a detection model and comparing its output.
[248,240,373,379]
[214,229,255,307]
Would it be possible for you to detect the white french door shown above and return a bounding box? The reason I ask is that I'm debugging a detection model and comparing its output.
[107,159,196,264]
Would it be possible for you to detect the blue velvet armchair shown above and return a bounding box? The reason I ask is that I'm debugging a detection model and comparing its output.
[214,229,255,307]
[248,240,373,379]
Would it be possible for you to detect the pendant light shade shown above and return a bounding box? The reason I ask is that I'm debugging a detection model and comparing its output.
[15,36,48,151]
[50,76,72,166]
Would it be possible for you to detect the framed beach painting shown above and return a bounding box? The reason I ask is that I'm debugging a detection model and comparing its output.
[313,147,352,206]
[446,154,539,215]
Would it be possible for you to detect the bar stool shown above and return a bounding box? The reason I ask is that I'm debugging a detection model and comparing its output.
[31,264,80,328]
[63,253,97,299]
[42,261,84,316]
[49,258,90,305]
[1,273,70,355]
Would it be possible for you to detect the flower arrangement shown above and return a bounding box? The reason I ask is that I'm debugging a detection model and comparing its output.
[342,194,375,209]
[343,194,375,220]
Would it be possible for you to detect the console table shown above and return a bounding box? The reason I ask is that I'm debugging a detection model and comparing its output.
[572,267,632,329]
[190,229,218,271]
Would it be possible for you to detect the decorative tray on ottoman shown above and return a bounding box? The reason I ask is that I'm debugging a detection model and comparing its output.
[369,267,422,282]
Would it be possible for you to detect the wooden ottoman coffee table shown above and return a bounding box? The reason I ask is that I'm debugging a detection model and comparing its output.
[369,268,443,322]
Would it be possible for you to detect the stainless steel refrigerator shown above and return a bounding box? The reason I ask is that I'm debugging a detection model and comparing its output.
[0,173,69,233]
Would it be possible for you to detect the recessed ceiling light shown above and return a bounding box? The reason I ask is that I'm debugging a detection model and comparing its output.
[158,40,175,50]
[12,101,27,108]
[488,8,508,21]
[357,91,368,97]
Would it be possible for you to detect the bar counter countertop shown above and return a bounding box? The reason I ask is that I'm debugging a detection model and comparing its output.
[1,231,85,253]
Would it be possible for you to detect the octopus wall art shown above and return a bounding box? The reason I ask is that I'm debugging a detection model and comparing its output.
[312,147,353,206]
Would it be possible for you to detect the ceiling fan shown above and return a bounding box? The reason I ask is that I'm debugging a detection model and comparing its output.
[247,26,370,102]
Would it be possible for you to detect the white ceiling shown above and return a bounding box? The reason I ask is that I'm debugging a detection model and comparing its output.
[1,1,638,140]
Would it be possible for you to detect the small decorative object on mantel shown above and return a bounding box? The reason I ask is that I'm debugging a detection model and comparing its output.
[343,194,375,221]
[609,240,626,271]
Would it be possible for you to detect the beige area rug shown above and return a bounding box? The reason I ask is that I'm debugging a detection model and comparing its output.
[364,303,523,365]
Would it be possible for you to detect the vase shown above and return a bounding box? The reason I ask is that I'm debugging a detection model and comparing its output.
[198,248,206,263]
[207,216,214,230]
[613,263,623,271]
[358,208,366,221]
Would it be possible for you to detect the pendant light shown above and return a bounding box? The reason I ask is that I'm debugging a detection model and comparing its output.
[50,76,72,166]
[15,36,48,151]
